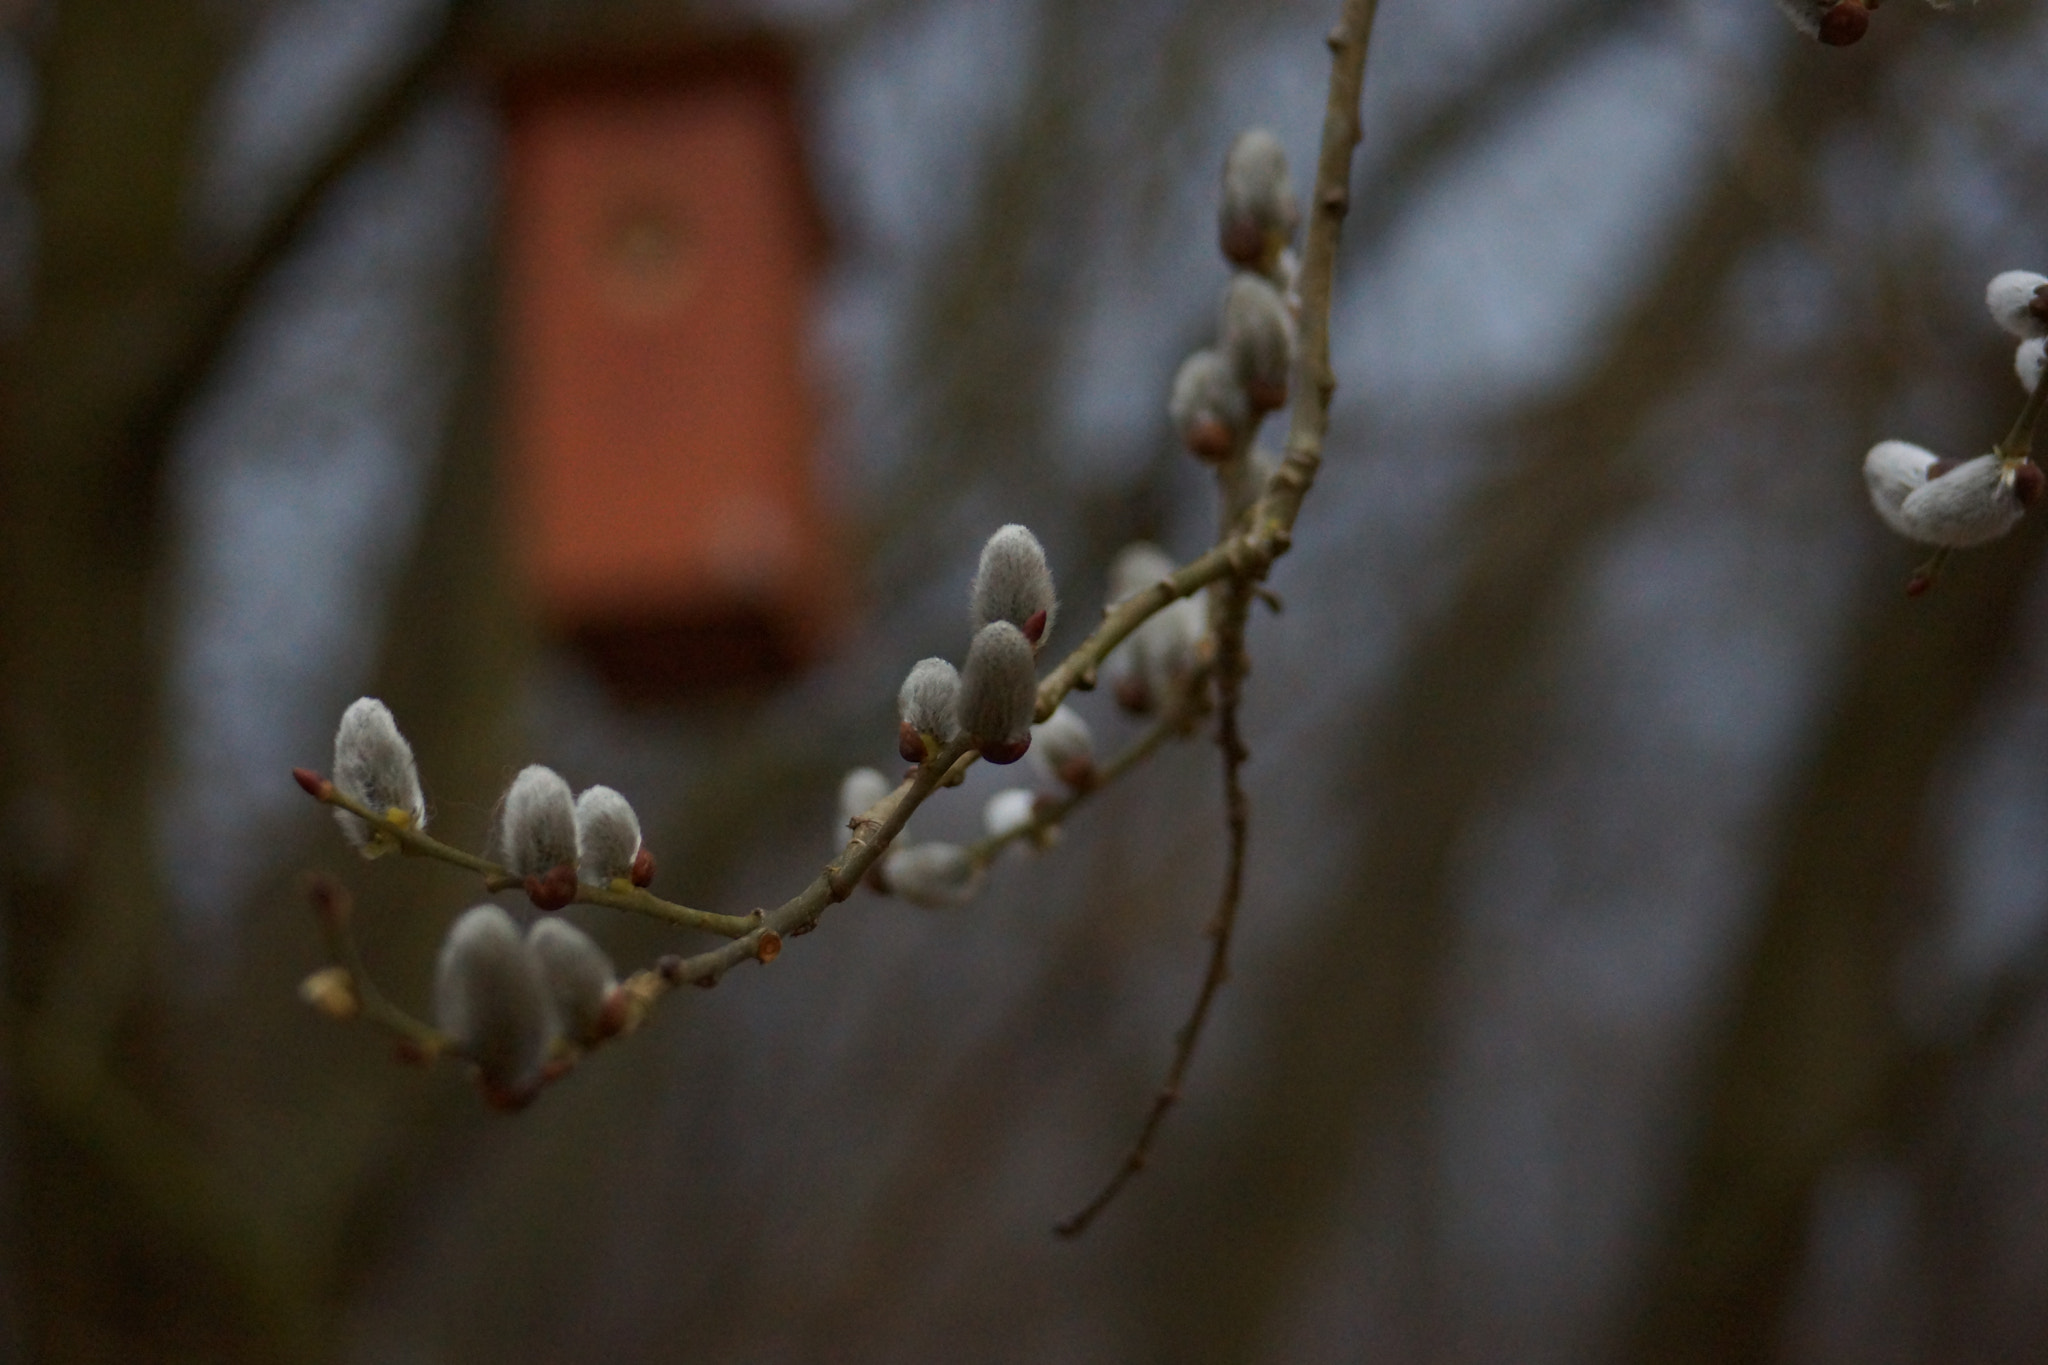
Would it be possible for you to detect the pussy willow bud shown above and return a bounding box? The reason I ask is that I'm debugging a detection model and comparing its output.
[839,766,892,843]
[1218,128,1299,268]
[1897,452,2033,547]
[1988,270,2048,340]
[1029,703,1097,788]
[1103,543,1206,714]
[1773,0,1869,44]
[881,841,982,909]
[332,697,426,855]
[960,621,1037,763]
[970,524,1057,648]
[1169,349,1250,462]
[983,787,1039,843]
[573,785,642,885]
[499,765,578,909]
[898,657,961,756]
[434,905,557,1109]
[1222,274,1294,413]
[1863,439,1937,539]
[527,917,620,1046]
[2017,338,2044,395]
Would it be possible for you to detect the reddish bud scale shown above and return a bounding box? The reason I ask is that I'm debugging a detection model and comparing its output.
[1246,378,1288,413]
[481,1080,539,1113]
[631,846,656,887]
[1186,417,1234,462]
[2030,285,2048,326]
[1023,609,1048,645]
[1928,458,1960,480]
[657,954,686,982]
[1818,1,1867,44]
[981,735,1032,765]
[292,767,333,799]
[2015,463,2045,507]
[1057,756,1099,790]
[899,721,928,764]
[524,864,578,912]
[1220,217,1265,267]
[1905,573,1934,598]
[1114,675,1154,714]
[595,988,632,1040]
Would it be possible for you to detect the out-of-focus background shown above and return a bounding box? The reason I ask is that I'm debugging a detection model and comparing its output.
[4,0,2048,1360]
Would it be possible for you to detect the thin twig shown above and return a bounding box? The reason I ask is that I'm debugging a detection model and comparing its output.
[1054,0,1379,1234]
[297,775,759,938]
[303,875,444,1052]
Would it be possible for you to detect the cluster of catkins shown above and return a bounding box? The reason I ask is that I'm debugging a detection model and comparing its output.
[1861,270,2048,580]
[1169,128,1300,506]
[326,698,651,1107]
[1774,0,1968,47]
[836,523,1215,909]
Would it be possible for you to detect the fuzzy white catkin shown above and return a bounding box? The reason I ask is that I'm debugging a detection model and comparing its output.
[527,916,617,1045]
[1863,440,1939,539]
[882,841,981,909]
[434,905,557,1103]
[1168,349,1250,458]
[838,767,892,845]
[1898,453,2028,547]
[898,657,961,741]
[1029,704,1095,781]
[332,697,427,853]
[573,785,641,885]
[1218,128,1298,264]
[2017,338,2044,394]
[498,765,578,877]
[1103,542,1206,710]
[970,524,1058,644]
[959,621,1038,747]
[1988,271,2048,340]
[1221,274,1295,407]
[983,788,1039,842]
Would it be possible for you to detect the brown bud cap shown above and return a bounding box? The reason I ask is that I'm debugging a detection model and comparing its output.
[631,846,656,887]
[1928,458,1961,480]
[2016,462,2045,507]
[1818,1,1867,44]
[524,864,578,912]
[980,735,1032,765]
[1023,608,1048,645]
[299,966,359,1021]
[899,720,928,764]
[1114,674,1154,714]
[293,767,333,799]
[1057,755,1098,790]
[1905,572,1935,597]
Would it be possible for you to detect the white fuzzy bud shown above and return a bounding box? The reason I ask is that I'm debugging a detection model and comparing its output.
[527,916,619,1046]
[332,697,426,855]
[1103,543,1206,713]
[498,765,578,878]
[1169,349,1250,462]
[1218,128,1298,267]
[1772,0,1869,43]
[983,787,1039,842]
[1863,439,1939,539]
[1988,270,2048,339]
[573,785,642,885]
[959,621,1038,761]
[2019,338,2045,394]
[1221,274,1295,412]
[970,524,1057,648]
[434,905,557,1107]
[838,767,892,844]
[1029,703,1096,787]
[1898,453,2034,547]
[880,841,981,909]
[898,658,961,742]
[1108,541,1177,601]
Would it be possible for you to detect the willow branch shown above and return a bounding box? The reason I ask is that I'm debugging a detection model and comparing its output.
[293,771,758,938]
[303,874,444,1052]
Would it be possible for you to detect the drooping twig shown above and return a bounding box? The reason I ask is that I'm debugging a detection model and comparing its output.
[292,769,759,938]
[302,874,443,1053]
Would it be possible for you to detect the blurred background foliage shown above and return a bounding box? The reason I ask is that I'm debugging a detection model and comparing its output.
[5,0,2048,1360]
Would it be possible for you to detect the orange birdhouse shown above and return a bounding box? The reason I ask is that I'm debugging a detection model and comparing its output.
[499,39,837,703]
